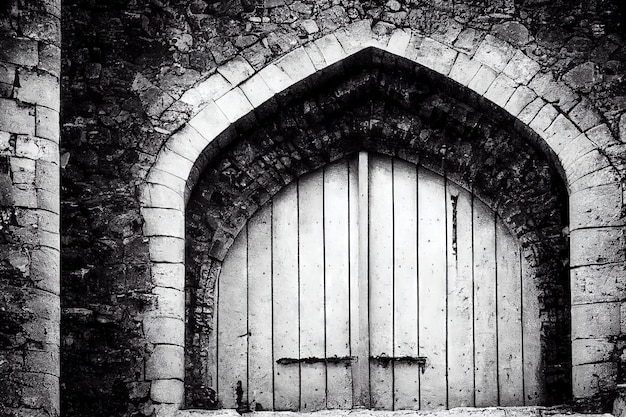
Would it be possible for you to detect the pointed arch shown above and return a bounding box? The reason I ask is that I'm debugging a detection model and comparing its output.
[139,24,625,414]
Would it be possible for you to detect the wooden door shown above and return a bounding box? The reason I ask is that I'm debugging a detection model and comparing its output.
[215,153,543,411]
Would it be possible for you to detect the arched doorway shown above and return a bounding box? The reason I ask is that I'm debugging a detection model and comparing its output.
[214,153,544,411]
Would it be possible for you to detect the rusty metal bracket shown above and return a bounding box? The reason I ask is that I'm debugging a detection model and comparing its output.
[276,356,356,365]
[369,355,428,373]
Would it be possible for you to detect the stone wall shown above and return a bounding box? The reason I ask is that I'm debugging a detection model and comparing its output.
[56,0,626,416]
[0,0,61,416]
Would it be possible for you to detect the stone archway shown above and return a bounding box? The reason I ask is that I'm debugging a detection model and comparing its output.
[139,26,625,415]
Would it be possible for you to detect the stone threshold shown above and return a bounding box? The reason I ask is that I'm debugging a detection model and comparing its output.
[176,407,612,417]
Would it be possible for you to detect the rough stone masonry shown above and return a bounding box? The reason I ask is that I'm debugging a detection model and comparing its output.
[0,0,625,416]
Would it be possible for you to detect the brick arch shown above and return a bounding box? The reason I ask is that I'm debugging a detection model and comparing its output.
[139,27,625,414]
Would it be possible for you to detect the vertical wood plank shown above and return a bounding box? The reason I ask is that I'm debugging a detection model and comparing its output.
[217,228,248,409]
[353,152,370,408]
[298,171,327,411]
[473,198,498,407]
[324,160,353,409]
[272,182,300,410]
[417,167,448,410]
[446,183,475,407]
[522,256,545,405]
[497,222,523,406]
[248,204,274,410]
[392,159,420,410]
[368,154,394,410]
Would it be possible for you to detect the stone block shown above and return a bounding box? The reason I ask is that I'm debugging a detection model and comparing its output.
[215,87,254,124]
[0,62,15,85]
[154,147,194,182]
[30,246,60,295]
[24,347,60,377]
[149,236,184,263]
[23,318,59,346]
[25,287,60,321]
[413,37,457,76]
[36,188,58,214]
[572,339,615,366]
[12,185,37,207]
[314,34,346,66]
[142,207,184,238]
[529,72,579,113]
[140,183,184,210]
[35,160,59,192]
[502,50,540,85]
[145,345,184,380]
[571,263,626,304]
[587,123,618,149]
[484,74,517,107]
[570,227,625,267]
[216,56,254,86]
[473,34,515,72]
[558,133,596,171]
[504,85,536,117]
[38,229,60,251]
[570,184,623,230]
[543,114,581,154]
[37,209,59,233]
[335,20,377,54]
[240,75,274,108]
[0,98,35,135]
[35,105,59,143]
[0,37,38,67]
[15,70,60,111]
[529,103,558,135]
[454,28,483,55]
[147,168,187,199]
[151,263,185,290]
[570,166,622,194]
[448,53,481,86]
[573,362,617,398]
[188,101,230,145]
[151,379,185,404]
[18,371,59,413]
[386,28,411,56]
[517,97,545,125]
[569,98,602,132]
[276,47,316,84]
[257,64,292,94]
[38,43,61,78]
[166,125,208,163]
[150,286,184,320]
[144,317,184,346]
[193,73,232,102]
[10,157,36,184]
[467,65,497,95]
[571,302,620,339]
[565,150,611,186]
[35,137,58,163]
[303,42,327,71]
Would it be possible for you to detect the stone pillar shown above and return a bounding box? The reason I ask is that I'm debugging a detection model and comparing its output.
[0,1,61,416]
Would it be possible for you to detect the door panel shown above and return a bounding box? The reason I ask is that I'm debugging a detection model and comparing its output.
[217,227,248,409]
[215,153,539,411]
[272,183,300,410]
[247,205,274,410]
[369,155,394,410]
[392,159,420,411]
[324,161,353,409]
[299,172,327,411]
[417,167,448,409]
[447,183,474,408]
[473,199,498,407]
